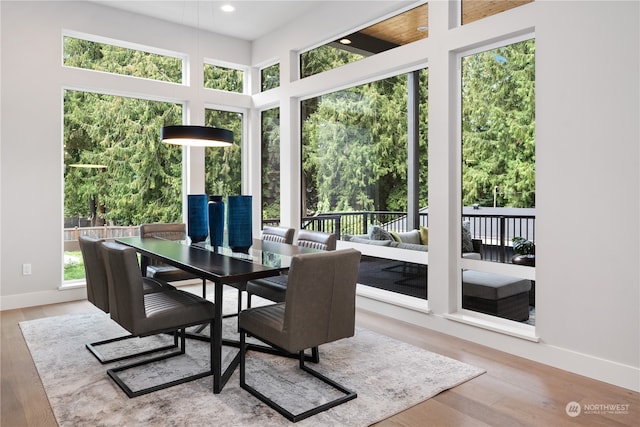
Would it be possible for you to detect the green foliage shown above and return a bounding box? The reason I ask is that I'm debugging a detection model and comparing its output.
[64,251,85,281]
[462,39,536,208]
[63,36,182,83]
[300,39,534,217]
[204,109,242,196]
[261,64,280,91]
[204,64,243,92]
[300,44,364,78]
[301,70,428,215]
[261,108,280,219]
[512,236,535,255]
[64,92,183,226]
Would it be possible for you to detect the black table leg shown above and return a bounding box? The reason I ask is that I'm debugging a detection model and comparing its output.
[213,281,223,393]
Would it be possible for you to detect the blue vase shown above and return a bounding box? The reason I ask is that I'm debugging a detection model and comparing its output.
[208,196,225,248]
[187,194,209,243]
[227,195,252,253]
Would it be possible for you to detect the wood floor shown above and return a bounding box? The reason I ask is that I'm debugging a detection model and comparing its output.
[2,299,638,427]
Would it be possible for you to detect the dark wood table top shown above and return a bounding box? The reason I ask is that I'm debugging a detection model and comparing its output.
[115,236,290,284]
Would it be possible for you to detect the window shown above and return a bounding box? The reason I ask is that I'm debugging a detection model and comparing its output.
[261,108,280,221]
[63,90,183,282]
[261,64,280,91]
[204,63,244,93]
[460,37,535,323]
[63,36,183,83]
[301,69,428,298]
[301,4,428,77]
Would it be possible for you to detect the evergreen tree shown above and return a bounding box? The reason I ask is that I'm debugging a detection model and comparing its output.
[462,39,536,208]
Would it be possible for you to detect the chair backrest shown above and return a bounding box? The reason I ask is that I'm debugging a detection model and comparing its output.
[100,241,146,332]
[296,230,337,251]
[261,226,295,244]
[283,248,361,351]
[140,223,187,241]
[78,235,109,313]
[139,223,187,269]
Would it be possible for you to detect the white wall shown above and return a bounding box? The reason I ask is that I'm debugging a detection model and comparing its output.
[1,0,638,391]
[536,0,639,369]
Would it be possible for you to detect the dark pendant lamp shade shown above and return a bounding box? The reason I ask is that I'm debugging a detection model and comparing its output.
[161,125,234,147]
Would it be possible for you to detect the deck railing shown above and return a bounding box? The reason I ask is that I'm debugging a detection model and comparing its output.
[462,213,535,262]
[266,209,535,264]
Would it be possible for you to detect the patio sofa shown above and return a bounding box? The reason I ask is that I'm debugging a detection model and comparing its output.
[345,224,484,259]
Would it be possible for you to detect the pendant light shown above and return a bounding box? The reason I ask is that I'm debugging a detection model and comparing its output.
[161,125,234,147]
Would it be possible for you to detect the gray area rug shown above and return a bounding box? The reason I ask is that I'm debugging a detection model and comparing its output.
[20,291,484,426]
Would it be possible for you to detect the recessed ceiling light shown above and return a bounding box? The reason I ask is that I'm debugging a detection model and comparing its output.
[221,4,235,13]
[339,38,352,45]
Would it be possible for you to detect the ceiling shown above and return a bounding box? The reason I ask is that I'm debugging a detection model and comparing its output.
[89,1,532,45]
[90,1,332,41]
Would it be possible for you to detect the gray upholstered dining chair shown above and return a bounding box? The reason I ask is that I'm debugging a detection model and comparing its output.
[79,235,177,364]
[239,248,361,422]
[100,241,215,398]
[139,223,208,297]
[296,229,337,250]
[261,225,295,244]
[227,226,296,317]
[245,230,337,307]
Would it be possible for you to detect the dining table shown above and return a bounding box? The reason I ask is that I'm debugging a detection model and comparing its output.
[115,236,306,393]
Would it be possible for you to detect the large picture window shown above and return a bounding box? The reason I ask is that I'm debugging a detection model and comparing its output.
[301,69,428,298]
[63,90,183,282]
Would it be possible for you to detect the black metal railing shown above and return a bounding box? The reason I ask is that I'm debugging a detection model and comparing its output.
[462,213,535,262]
[265,209,535,264]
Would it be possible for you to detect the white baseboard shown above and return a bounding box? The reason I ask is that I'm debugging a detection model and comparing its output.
[356,293,640,392]
[0,287,87,311]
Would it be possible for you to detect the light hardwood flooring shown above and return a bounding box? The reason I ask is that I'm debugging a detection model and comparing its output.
[2,298,638,427]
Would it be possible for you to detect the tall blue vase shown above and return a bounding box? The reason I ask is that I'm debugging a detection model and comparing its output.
[187,194,209,243]
[208,196,225,248]
[227,195,252,253]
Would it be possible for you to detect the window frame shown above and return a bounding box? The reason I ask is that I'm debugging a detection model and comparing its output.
[454,32,537,332]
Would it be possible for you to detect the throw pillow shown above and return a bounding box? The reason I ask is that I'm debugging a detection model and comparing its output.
[369,225,394,241]
[396,230,421,244]
[389,231,402,242]
[419,226,429,245]
[462,221,474,253]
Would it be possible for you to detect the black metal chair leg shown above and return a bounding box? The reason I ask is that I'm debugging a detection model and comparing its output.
[86,331,179,364]
[239,334,356,423]
[107,327,213,398]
